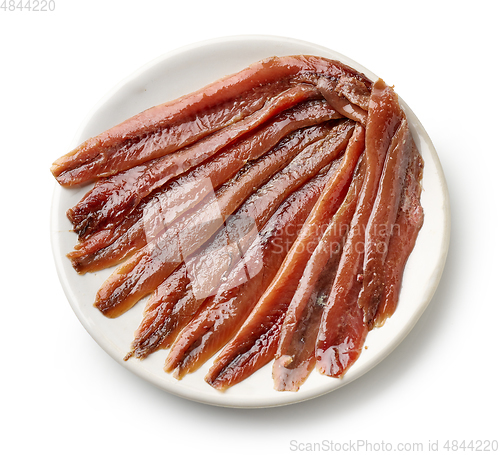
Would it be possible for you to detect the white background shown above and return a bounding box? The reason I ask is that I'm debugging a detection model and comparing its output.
[1,1,498,454]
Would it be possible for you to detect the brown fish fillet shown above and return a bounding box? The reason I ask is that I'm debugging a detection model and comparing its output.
[95,121,354,318]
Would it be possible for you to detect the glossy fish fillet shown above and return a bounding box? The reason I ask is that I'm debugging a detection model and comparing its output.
[273,154,366,391]
[51,55,371,186]
[67,100,341,273]
[163,167,336,379]
[205,124,365,391]
[49,52,430,392]
[374,143,424,326]
[128,163,336,360]
[95,121,354,318]
[357,119,413,327]
[68,84,321,240]
[315,79,404,378]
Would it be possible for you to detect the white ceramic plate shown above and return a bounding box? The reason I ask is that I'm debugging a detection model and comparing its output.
[50,35,450,408]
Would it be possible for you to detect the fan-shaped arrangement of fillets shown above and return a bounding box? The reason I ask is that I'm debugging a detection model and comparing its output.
[52,55,424,392]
